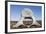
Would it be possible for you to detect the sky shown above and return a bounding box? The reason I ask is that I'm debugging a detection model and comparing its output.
[10,5,42,21]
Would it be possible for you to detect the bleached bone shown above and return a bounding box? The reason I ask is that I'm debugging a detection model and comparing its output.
[14,8,41,28]
[14,17,24,27]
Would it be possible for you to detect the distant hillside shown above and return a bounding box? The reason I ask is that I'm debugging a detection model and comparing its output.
[10,20,42,25]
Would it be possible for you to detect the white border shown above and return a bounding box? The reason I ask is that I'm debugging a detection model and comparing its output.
[7,2,44,32]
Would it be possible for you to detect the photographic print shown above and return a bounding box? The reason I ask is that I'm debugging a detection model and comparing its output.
[5,1,45,33]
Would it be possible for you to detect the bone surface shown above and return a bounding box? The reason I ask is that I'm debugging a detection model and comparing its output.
[14,8,41,28]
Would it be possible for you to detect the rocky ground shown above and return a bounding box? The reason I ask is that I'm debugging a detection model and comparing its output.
[10,20,42,29]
